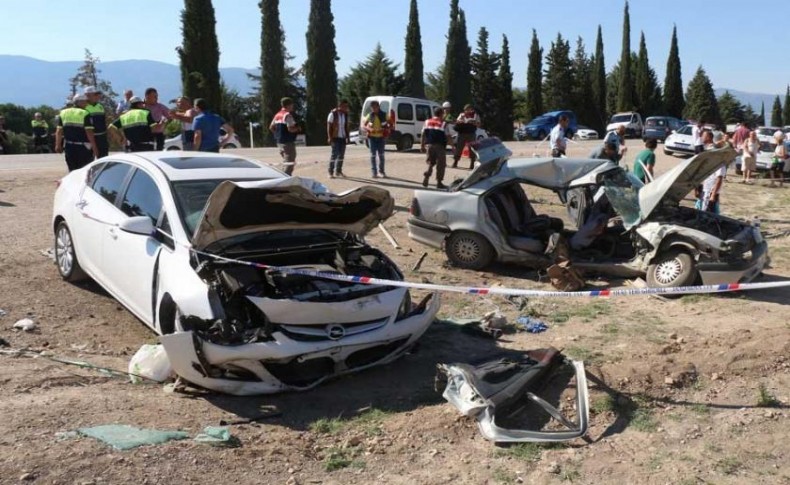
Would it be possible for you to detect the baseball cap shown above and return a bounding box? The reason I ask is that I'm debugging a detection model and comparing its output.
[129,96,143,104]
[84,86,101,95]
[442,101,451,108]
[72,94,88,103]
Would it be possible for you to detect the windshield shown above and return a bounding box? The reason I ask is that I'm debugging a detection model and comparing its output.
[528,116,551,126]
[646,118,667,127]
[757,128,775,136]
[172,178,271,236]
[611,114,632,123]
[602,169,644,229]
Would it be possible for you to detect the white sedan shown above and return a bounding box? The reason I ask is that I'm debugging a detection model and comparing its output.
[52,151,439,395]
[663,124,696,156]
[573,125,599,140]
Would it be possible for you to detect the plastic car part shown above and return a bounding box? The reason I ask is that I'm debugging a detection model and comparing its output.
[436,348,589,443]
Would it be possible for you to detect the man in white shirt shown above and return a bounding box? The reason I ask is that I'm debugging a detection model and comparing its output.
[550,115,570,157]
[691,120,705,154]
[326,100,350,178]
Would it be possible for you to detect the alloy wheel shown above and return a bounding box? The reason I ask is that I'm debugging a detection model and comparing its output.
[55,226,74,276]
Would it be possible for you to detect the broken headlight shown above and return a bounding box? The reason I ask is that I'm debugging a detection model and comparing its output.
[395,290,412,322]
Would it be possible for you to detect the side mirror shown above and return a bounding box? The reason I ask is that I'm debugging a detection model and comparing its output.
[119,216,155,236]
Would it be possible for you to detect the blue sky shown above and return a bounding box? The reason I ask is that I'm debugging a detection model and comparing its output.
[1,0,787,94]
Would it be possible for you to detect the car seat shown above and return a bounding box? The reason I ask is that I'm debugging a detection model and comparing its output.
[485,185,564,252]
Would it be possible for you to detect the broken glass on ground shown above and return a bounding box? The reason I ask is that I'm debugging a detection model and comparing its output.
[77,424,189,450]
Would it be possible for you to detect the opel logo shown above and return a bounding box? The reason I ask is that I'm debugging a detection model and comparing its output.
[326,324,346,340]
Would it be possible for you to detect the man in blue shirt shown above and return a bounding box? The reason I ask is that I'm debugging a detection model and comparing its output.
[192,98,234,152]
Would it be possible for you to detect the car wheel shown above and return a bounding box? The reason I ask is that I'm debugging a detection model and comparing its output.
[646,250,697,288]
[397,135,414,151]
[537,130,546,140]
[54,221,88,282]
[223,143,237,149]
[166,146,181,151]
[445,232,495,270]
[663,148,672,156]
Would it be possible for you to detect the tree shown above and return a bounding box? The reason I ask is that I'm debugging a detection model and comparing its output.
[259,0,286,146]
[663,25,684,118]
[542,33,573,112]
[69,49,118,113]
[496,34,514,140]
[634,32,661,115]
[470,28,501,135]
[616,1,634,111]
[783,86,790,127]
[717,91,746,124]
[403,0,425,98]
[443,0,471,110]
[304,0,338,145]
[338,45,404,125]
[513,88,529,123]
[247,55,305,146]
[425,65,447,102]
[683,66,721,127]
[571,38,596,128]
[770,95,783,127]
[760,101,765,126]
[606,53,637,117]
[591,25,607,132]
[177,0,222,112]
[526,29,543,120]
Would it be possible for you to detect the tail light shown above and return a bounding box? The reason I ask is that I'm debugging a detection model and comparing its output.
[409,197,421,216]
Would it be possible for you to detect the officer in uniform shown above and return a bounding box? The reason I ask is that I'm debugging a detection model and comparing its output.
[84,86,109,158]
[269,97,300,175]
[55,94,98,171]
[109,96,159,152]
[421,107,452,189]
[31,112,50,153]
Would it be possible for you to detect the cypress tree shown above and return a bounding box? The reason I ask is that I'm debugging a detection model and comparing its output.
[591,25,607,132]
[444,0,471,110]
[470,28,500,135]
[770,95,783,127]
[760,101,765,126]
[634,32,661,115]
[616,1,633,112]
[259,0,286,146]
[571,37,595,128]
[403,0,425,98]
[177,0,222,111]
[663,25,684,118]
[304,0,338,145]
[683,66,721,127]
[542,33,573,112]
[496,34,514,140]
[783,86,790,127]
[526,29,543,120]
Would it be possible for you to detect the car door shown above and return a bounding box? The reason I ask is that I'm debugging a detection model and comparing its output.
[415,103,432,141]
[102,167,165,325]
[396,102,415,137]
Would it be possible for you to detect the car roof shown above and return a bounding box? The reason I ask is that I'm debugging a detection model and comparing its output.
[105,151,286,182]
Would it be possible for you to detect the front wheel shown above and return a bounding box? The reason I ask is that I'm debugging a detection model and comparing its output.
[646,250,697,288]
[445,232,495,270]
[54,221,88,282]
[222,143,237,149]
[397,135,414,151]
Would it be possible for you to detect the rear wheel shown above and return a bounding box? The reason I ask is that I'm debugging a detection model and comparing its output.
[397,134,414,151]
[647,250,697,288]
[54,221,87,282]
[536,129,547,140]
[445,232,495,270]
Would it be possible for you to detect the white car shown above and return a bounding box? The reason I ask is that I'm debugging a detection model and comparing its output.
[663,124,696,156]
[755,126,782,144]
[163,128,241,150]
[573,125,599,140]
[52,152,439,395]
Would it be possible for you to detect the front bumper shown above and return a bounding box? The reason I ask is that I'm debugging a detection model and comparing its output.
[697,240,769,285]
[160,292,441,395]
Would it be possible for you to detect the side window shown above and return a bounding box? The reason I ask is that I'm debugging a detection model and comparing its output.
[379,101,390,116]
[92,162,132,206]
[86,163,105,186]
[397,103,414,121]
[121,169,163,222]
[158,213,175,249]
[416,104,432,122]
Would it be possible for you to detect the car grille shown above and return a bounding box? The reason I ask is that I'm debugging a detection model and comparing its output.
[276,318,390,342]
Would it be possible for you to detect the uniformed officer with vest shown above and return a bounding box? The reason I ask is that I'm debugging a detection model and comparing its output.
[420,107,453,189]
[84,86,109,158]
[269,97,300,175]
[109,96,159,152]
[31,112,50,153]
[55,94,98,171]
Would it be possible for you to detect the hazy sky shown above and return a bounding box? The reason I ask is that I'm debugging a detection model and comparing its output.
[2,0,787,94]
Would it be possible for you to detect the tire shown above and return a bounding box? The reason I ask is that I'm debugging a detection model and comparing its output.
[54,221,88,282]
[445,232,495,270]
[663,148,672,156]
[166,146,181,151]
[222,143,237,149]
[536,130,547,140]
[646,250,697,288]
[397,134,414,151]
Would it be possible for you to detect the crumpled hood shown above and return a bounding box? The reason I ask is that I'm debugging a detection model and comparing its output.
[191,177,395,250]
[639,147,736,220]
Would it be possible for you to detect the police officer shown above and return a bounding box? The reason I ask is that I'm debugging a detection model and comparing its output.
[55,94,98,171]
[31,112,50,153]
[421,107,453,189]
[84,86,109,158]
[269,97,300,175]
[109,96,159,152]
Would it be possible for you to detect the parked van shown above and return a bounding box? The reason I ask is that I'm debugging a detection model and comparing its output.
[643,116,684,143]
[606,112,643,138]
[522,110,577,140]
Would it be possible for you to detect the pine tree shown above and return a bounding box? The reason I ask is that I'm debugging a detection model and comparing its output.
[607,53,637,117]
[403,0,425,98]
[542,33,573,112]
[770,95,783,127]
[616,1,634,112]
[783,86,790,127]
[177,0,222,112]
[443,0,471,110]
[304,0,338,145]
[663,25,684,118]
[571,38,595,128]
[338,45,404,125]
[717,91,745,124]
[634,32,661,115]
[259,0,286,146]
[470,28,501,135]
[591,26,607,132]
[69,49,118,113]
[425,65,447,102]
[526,29,543,120]
[683,66,721,127]
[496,34,514,140]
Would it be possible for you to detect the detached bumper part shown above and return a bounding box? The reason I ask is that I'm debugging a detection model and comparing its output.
[437,348,589,443]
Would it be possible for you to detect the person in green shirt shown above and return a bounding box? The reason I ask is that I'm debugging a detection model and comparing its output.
[633,139,657,183]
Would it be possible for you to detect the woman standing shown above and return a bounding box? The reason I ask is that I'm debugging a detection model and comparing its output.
[742,130,758,184]
[770,131,786,188]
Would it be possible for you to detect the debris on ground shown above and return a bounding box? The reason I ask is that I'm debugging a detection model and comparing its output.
[516,316,548,333]
[0,337,9,347]
[378,222,400,248]
[128,344,174,384]
[194,426,240,447]
[440,315,504,339]
[39,248,55,261]
[411,252,428,272]
[0,308,7,317]
[77,424,189,450]
[13,318,37,332]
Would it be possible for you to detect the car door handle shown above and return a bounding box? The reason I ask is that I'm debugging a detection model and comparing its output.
[109,227,118,240]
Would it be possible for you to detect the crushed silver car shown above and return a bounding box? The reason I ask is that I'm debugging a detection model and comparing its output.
[408,139,767,287]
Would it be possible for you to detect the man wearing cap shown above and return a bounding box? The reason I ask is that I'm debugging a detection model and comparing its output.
[109,96,159,152]
[55,94,98,171]
[453,104,480,169]
[84,86,108,158]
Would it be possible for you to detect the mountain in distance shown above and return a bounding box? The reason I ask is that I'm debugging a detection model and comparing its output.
[714,88,777,113]
[0,55,258,108]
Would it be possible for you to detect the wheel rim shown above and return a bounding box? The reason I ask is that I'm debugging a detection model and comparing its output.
[55,227,73,275]
[453,236,481,263]
[654,257,683,285]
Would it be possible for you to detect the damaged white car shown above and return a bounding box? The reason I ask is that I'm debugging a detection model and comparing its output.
[52,152,439,395]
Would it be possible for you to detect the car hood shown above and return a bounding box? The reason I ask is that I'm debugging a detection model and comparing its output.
[638,147,736,220]
[191,177,395,250]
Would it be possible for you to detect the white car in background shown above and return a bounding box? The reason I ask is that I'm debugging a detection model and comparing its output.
[756,126,782,143]
[163,128,242,150]
[663,124,696,156]
[52,152,439,395]
[573,125,599,140]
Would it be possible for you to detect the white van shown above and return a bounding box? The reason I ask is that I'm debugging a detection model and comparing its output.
[606,111,644,138]
[360,96,440,151]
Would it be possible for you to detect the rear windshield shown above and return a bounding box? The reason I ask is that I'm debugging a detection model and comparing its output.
[611,114,632,123]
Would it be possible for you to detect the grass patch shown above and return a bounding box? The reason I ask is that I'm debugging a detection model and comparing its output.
[715,457,743,475]
[600,323,620,335]
[681,294,712,305]
[591,395,616,414]
[494,442,567,461]
[310,417,344,435]
[631,408,658,432]
[560,466,581,482]
[548,301,612,324]
[310,408,392,436]
[757,383,781,407]
[564,346,605,365]
[323,447,366,472]
[690,403,710,415]
[491,467,515,484]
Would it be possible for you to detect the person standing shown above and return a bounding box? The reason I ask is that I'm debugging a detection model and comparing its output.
[633,138,658,183]
[55,94,98,171]
[269,97,300,175]
[363,100,389,178]
[170,97,196,150]
[770,130,786,188]
[602,124,627,163]
[696,131,726,213]
[84,86,108,158]
[442,101,455,124]
[732,122,750,154]
[109,96,159,152]
[326,100,350,178]
[144,87,170,150]
[193,98,234,153]
[0,115,11,154]
[741,130,758,184]
[452,104,480,169]
[549,115,570,158]
[421,107,452,189]
[116,89,133,115]
[692,119,705,154]
[31,112,50,153]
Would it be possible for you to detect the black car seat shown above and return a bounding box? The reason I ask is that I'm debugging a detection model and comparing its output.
[485,184,564,252]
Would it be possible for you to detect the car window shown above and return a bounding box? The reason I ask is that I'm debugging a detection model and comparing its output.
[86,163,105,186]
[677,125,691,135]
[397,103,414,121]
[92,162,132,206]
[416,104,431,122]
[121,169,163,222]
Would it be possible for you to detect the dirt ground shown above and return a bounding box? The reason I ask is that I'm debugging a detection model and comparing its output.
[0,140,788,485]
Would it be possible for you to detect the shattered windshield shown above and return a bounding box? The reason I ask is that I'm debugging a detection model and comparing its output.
[602,170,644,229]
